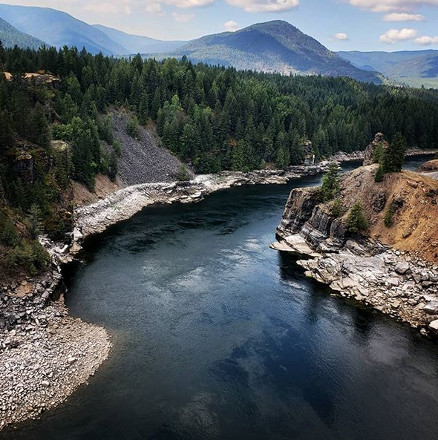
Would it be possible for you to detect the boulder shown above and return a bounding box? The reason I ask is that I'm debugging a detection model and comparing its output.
[394,262,410,275]
[429,320,438,333]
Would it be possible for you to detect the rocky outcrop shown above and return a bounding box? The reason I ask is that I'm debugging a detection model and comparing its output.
[363,132,388,166]
[273,164,438,334]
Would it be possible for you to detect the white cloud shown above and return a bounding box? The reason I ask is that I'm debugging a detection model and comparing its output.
[349,0,438,12]
[384,12,424,20]
[145,2,164,13]
[415,35,438,44]
[172,11,194,20]
[224,20,239,31]
[334,32,349,40]
[379,27,417,43]
[225,0,299,13]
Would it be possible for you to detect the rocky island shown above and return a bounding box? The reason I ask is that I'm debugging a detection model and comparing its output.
[273,134,438,334]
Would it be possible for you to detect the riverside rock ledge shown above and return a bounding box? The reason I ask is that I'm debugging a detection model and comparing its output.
[272,173,438,335]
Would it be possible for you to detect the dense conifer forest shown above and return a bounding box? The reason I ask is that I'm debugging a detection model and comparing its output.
[1,43,438,277]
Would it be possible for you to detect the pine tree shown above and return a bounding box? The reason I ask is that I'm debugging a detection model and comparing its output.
[347,202,368,234]
[321,163,340,202]
[381,132,407,174]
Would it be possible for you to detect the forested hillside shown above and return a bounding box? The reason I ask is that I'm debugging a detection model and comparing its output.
[1,44,438,277]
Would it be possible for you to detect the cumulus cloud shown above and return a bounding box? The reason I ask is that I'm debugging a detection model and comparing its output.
[172,11,194,20]
[224,20,239,31]
[379,27,417,43]
[415,35,438,44]
[384,12,424,20]
[225,0,299,13]
[349,0,438,12]
[334,32,349,40]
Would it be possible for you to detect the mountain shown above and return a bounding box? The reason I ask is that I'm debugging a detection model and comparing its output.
[0,4,127,55]
[0,16,45,49]
[93,24,185,55]
[164,21,382,83]
[338,50,438,88]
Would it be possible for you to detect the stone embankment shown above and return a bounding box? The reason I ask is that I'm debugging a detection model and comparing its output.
[272,166,438,334]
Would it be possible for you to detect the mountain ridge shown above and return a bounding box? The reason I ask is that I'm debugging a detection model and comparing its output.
[163,20,382,83]
[0,16,45,49]
[338,49,438,87]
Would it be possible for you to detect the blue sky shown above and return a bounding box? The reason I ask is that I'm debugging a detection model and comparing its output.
[4,0,438,50]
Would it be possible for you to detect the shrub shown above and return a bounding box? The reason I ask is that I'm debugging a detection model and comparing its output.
[176,164,190,181]
[0,216,20,247]
[6,241,49,276]
[347,202,368,234]
[113,140,122,157]
[321,162,340,202]
[127,116,139,139]
[374,165,384,182]
[384,203,395,227]
[331,199,345,218]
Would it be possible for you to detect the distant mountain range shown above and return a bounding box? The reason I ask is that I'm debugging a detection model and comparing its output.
[0,16,44,50]
[0,3,437,87]
[92,24,184,55]
[338,50,438,87]
[164,21,382,83]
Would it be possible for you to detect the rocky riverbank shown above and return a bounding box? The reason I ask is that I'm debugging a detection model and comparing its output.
[0,238,111,431]
[2,153,435,431]
[72,165,328,245]
[330,147,437,163]
[272,162,438,334]
[0,163,327,431]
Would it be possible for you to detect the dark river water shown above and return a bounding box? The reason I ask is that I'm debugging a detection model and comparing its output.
[4,157,438,440]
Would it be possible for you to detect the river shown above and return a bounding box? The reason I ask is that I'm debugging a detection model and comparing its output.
[5,157,438,440]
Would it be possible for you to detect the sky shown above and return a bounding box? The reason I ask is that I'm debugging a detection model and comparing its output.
[3,0,438,50]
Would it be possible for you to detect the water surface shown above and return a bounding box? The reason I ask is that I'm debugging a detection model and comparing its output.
[5,158,438,440]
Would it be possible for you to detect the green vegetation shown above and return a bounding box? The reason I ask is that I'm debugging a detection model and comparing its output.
[1,44,438,278]
[331,199,345,218]
[0,19,44,50]
[384,202,395,227]
[0,208,49,278]
[176,164,191,181]
[372,142,385,164]
[347,202,369,234]
[127,116,139,139]
[375,133,407,181]
[321,163,340,202]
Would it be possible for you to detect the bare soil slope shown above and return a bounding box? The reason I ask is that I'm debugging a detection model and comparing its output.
[339,165,438,262]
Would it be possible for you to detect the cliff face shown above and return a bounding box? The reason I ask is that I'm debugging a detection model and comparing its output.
[274,165,438,333]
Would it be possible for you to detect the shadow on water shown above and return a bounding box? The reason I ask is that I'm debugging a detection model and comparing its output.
[5,157,438,440]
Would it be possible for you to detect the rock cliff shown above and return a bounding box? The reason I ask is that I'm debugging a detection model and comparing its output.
[274,164,438,334]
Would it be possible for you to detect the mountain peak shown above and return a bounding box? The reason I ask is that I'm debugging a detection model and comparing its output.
[173,20,381,83]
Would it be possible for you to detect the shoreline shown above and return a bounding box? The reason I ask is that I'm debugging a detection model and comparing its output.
[272,163,438,335]
[1,153,437,431]
[0,164,327,431]
[271,235,438,333]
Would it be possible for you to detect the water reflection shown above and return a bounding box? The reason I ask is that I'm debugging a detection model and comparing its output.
[5,158,438,440]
